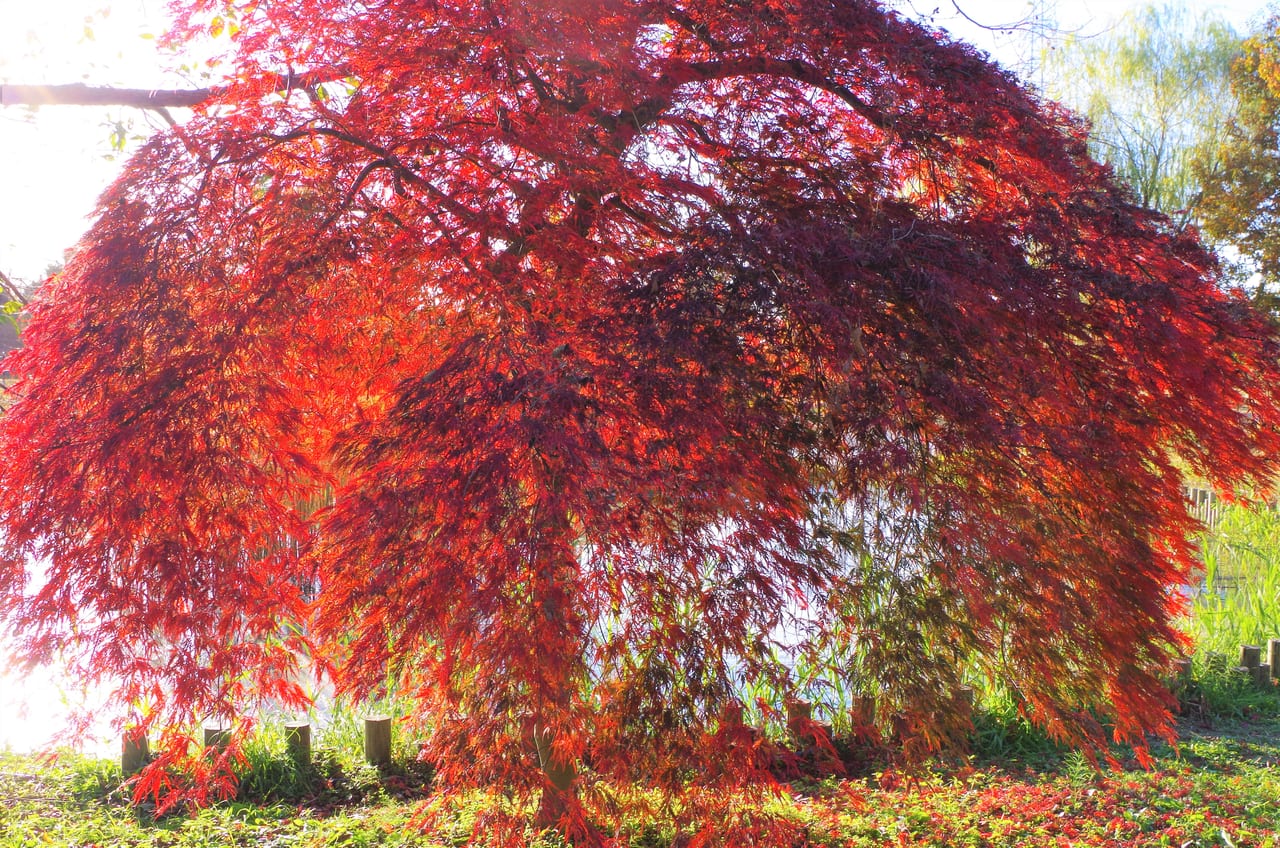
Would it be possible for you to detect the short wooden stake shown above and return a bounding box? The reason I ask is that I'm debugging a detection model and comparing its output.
[121,730,149,775]
[203,722,231,749]
[1268,639,1280,680]
[785,698,813,740]
[1172,658,1193,680]
[1241,645,1262,670]
[955,686,976,724]
[363,715,392,766]
[851,695,877,741]
[1256,663,1272,688]
[285,721,311,766]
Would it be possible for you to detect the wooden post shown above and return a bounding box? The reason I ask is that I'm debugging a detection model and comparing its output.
[203,722,231,749]
[1168,658,1193,699]
[1268,639,1280,680]
[121,729,149,775]
[785,698,813,740]
[285,721,311,766]
[363,715,392,766]
[1256,663,1272,688]
[851,695,877,742]
[955,686,976,725]
[1241,645,1262,669]
[1172,658,1193,680]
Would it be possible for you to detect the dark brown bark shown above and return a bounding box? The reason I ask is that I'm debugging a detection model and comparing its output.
[1,84,212,108]
[0,72,345,109]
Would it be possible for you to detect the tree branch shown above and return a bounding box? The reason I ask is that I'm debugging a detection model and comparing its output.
[0,72,350,110]
[0,269,28,306]
[1,84,213,109]
[662,57,889,131]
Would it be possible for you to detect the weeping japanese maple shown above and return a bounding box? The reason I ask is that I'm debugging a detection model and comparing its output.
[2,0,1279,839]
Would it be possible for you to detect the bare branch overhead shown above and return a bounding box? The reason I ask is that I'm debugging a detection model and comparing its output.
[1,83,212,109]
[0,72,349,110]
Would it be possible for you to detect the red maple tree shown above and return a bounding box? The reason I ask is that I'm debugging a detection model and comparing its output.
[2,0,1279,842]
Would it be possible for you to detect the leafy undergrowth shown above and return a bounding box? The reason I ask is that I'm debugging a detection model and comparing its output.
[2,716,1278,848]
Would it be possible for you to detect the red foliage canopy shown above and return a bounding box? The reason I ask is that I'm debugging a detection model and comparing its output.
[2,0,1279,838]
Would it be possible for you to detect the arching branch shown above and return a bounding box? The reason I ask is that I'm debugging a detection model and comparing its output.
[662,57,889,131]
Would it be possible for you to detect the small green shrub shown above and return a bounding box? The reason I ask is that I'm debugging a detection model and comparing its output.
[968,695,1067,768]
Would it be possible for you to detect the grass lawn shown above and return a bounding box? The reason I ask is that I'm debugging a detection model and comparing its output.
[2,711,1277,847]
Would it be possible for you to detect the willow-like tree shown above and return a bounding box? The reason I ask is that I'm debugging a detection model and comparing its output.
[2,0,1279,843]
[1041,2,1240,231]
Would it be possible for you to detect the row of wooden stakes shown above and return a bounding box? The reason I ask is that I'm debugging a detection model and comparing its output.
[1170,639,1280,689]
[120,715,394,776]
[117,642,1280,776]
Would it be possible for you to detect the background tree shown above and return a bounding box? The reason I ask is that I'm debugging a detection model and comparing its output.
[0,268,29,353]
[1195,17,1280,311]
[2,0,1280,842]
[1041,2,1240,231]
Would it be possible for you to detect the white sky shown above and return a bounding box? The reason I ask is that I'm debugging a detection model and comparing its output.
[0,0,1273,284]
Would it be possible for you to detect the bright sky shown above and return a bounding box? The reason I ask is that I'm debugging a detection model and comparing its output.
[912,0,1270,58]
[0,0,180,285]
[0,0,1273,752]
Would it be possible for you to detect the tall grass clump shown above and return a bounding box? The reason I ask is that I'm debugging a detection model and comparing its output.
[229,696,429,804]
[967,690,1066,767]
[1177,498,1280,718]
[1186,500,1280,657]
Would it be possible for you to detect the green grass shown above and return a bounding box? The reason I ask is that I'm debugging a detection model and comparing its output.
[967,696,1069,769]
[4,657,1280,848]
[3,709,1279,847]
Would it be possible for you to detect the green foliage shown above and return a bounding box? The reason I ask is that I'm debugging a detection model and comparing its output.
[1185,500,1280,657]
[968,695,1067,769]
[1180,652,1280,720]
[3,717,1280,846]
[1169,497,1280,723]
[1194,17,1280,309]
[0,268,27,334]
[1042,2,1240,229]
[231,720,316,802]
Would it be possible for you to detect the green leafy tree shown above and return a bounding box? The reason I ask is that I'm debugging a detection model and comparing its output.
[1195,19,1280,310]
[1042,2,1240,230]
[0,269,27,340]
